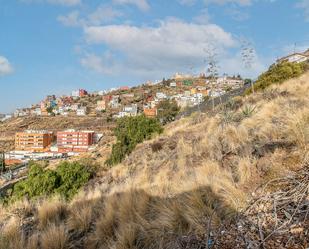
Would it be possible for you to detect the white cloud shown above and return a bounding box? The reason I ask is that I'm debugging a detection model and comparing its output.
[80,52,117,75]
[88,6,123,25]
[204,0,252,5]
[81,19,260,78]
[0,56,14,76]
[296,0,309,21]
[57,11,82,26]
[58,6,123,27]
[21,0,81,6]
[112,0,150,11]
[178,0,197,5]
[179,0,252,6]
[47,0,81,6]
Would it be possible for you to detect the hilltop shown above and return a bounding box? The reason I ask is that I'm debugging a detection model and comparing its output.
[0,67,309,248]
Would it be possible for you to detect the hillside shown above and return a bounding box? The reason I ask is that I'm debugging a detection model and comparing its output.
[0,116,115,151]
[1,72,309,248]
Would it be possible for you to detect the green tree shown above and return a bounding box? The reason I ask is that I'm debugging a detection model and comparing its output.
[105,115,163,166]
[55,161,91,199]
[157,99,180,125]
[9,161,92,202]
[246,61,308,94]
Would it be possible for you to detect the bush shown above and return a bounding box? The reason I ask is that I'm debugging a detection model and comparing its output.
[105,115,163,166]
[246,61,308,94]
[9,161,92,202]
[157,99,180,125]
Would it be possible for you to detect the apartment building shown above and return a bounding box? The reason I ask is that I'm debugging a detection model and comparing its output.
[57,130,95,152]
[15,130,54,152]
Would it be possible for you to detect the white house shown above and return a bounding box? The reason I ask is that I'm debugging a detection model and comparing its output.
[32,108,42,116]
[170,82,177,87]
[109,95,120,109]
[156,92,167,99]
[71,90,79,97]
[123,104,138,116]
[76,107,87,116]
[277,50,309,64]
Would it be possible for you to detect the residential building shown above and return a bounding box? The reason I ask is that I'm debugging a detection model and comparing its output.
[57,130,95,152]
[156,92,167,99]
[71,89,88,97]
[15,130,54,152]
[70,104,80,111]
[123,104,138,116]
[173,73,192,80]
[76,106,87,116]
[0,114,12,122]
[120,86,130,91]
[277,49,309,64]
[14,108,30,117]
[109,95,120,109]
[71,90,79,97]
[79,89,88,97]
[31,108,42,116]
[96,100,106,111]
[144,108,157,118]
[115,112,129,118]
[170,82,177,87]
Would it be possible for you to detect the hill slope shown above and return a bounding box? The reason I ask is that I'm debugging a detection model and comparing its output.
[1,72,309,249]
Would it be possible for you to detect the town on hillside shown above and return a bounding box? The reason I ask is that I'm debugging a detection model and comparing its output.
[0,48,308,181]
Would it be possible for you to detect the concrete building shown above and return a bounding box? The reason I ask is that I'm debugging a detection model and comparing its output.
[57,130,95,152]
[15,130,54,152]
[156,92,167,99]
[76,106,87,116]
[71,89,88,98]
[123,104,138,116]
[277,49,309,64]
[109,95,120,109]
[14,108,30,117]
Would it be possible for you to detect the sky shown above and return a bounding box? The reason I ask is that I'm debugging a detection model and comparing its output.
[0,0,309,113]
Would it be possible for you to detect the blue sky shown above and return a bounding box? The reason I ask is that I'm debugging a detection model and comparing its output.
[0,0,309,113]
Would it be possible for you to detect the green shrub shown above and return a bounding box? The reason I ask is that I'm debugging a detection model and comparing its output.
[55,162,91,199]
[246,61,308,94]
[9,161,92,202]
[157,99,180,125]
[105,115,163,166]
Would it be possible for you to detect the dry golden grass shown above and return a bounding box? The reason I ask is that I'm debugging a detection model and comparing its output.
[67,200,93,233]
[37,197,67,229]
[0,217,24,249]
[41,224,68,249]
[25,233,39,249]
[1,72,309,249]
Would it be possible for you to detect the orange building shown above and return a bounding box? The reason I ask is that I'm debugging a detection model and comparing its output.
[57,130,95,153]
[144,108,157,118]
[15,130,54,152]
